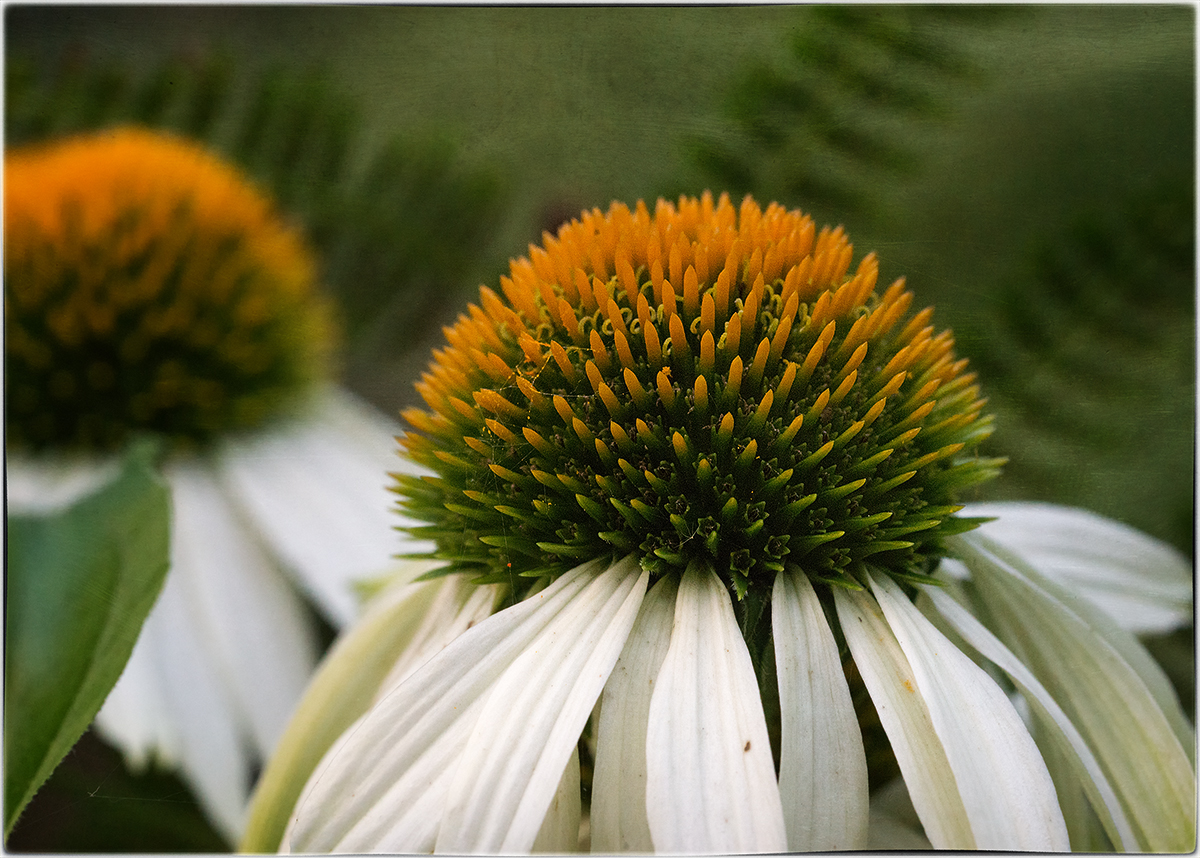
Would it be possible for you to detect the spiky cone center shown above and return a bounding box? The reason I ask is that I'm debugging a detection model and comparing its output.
[5,126,336,453]
[401,193,1000,601]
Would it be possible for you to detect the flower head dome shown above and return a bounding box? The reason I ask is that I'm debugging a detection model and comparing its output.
[5,126,335,453]
[401,193,997,601]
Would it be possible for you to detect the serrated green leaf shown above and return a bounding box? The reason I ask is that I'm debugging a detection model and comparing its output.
[4,440,171,835]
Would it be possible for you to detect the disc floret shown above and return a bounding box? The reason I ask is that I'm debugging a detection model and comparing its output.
[5,126,335,453]
[400,193,1000,599]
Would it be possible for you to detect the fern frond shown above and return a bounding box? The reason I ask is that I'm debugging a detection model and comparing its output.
[978,178,1194,549]
[686,6,1021,228]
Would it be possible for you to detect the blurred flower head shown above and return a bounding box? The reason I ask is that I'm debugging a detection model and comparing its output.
[5,125,335,452]
[4,126,412,842]
[255,193,1193,853]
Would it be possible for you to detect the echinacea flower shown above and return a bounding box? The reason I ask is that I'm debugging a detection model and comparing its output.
[4,127,420,842]
[249,193,1194,853]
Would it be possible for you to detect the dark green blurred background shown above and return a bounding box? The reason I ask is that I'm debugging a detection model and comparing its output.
[5,5,1194,851]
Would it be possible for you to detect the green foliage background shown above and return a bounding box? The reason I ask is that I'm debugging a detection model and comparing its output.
[6,5,1193,851]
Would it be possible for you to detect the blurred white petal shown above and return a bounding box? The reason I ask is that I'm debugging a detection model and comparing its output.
[166,462,319,757]
[219,389,426,627]
[645,563,787,853]
[964,501,1191,634]
[93,625,178,771]
[773,569,869,851]
[19,386,416,843]
[954,531,1195,851]
[130,561,249,842]
[5,453,121,514]
[868,571,1069,850]
[923,583,1137,850]
[93,463,319,841]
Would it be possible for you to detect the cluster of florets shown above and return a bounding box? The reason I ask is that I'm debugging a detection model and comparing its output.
[5,127,333,452]
[399,193,999,600]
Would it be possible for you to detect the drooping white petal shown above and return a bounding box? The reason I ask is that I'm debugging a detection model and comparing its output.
[645,563,787,853]
[95,462,318,843]
[966,527,1195,761]
[867,571,1069,851]
[953,531,1196,852]
[240,564,463,853]
[165,462,319,759]
[4,453,121,513]
[834,585,974,850]
[531,746,582,853]
[93,624,179,771]
[591,575,679,853]
[772,569,869,851]
[130,560,249,842]
[285,556,646,854]
[436,555,648,853]
[964,501,1191,634]
[1035,717,1115,852]
[922,583,1137,851]
[373,574,499,701]
[219,388,425,627]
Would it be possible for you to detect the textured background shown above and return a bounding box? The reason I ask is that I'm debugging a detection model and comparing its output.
[6,5,1193,850]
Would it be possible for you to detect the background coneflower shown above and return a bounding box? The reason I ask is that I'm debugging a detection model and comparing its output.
[5,127,423,844]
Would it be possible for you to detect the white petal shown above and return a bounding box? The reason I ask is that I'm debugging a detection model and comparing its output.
[373,575,499,701]
[241,565,462,853]
[772,569,869,850]
[5,453,120,513]
[286,556,645,853]
[922,583,1137,850]
[94,624,179,771]
[645,563,787,853]
[964,501,1191,634]
[867,571,1069,851]
[436,555,648,853]
[953,531,1196,852]
[531,746,582,853]
[219,388,424,628]
[137,561,250,842]
[591,575,679,853]
[97,461,320,844]
[166,462,319,759]
[834,585,974,849]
